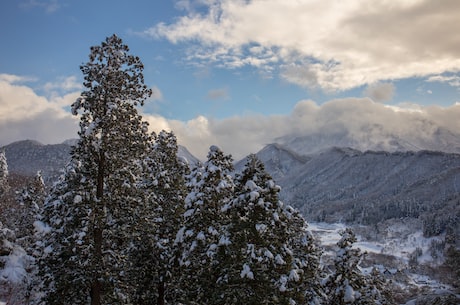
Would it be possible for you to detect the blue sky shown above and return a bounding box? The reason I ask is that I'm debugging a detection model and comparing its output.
[1,0,460,159]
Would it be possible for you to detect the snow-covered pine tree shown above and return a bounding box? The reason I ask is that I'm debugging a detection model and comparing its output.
[16,172,46,241]
[220,154,322,305]
[0,148,9,196]
[323,228,386,305]
[174,145,234,304]
[38,160,95,304]
[38,34,153,305]
[0,220,37,305]
[129,130,188,304]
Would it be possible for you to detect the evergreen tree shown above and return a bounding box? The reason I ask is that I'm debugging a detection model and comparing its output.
[38,34,152,305]
[324,228,386,305]
[220,154,322,305]
[130,130,188,304]
[0,220,37,305]
[0,148,9,196]
[174,145,234,304]
[16,172,46,241]
[0,156,44,304]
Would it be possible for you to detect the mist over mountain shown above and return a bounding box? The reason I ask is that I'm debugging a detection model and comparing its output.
[277,124,460,156]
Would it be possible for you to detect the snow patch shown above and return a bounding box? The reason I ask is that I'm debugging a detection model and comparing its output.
[33,220,51,235]
[240,263,254,279]
[0,246,31,284]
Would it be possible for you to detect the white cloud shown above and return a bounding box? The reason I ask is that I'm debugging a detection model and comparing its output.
[146,0,460,91]
[3,74,460,162]
[150,85,163,101]
[0,74,78,146]
[427,74,460,88]
[145,98,460,160]
[20,0,61,13]
[0,74,36,83]
[43,76,82,93]
[363,82,395,103]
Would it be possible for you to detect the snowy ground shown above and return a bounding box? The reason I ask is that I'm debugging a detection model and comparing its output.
[308,221,444,263]
[309,221,458,303]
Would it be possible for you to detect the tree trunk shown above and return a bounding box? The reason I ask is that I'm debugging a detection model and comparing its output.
[90,277,102,305]
[157,280,165,305]
[91,151,105,305]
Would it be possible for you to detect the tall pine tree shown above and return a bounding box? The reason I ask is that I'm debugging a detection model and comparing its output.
[130,130,188,304]
[220,154,322,305]
[174,145,234,304]
[38,34,152,305]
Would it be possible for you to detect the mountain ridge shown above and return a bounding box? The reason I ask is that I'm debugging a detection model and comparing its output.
[2,139,199,185]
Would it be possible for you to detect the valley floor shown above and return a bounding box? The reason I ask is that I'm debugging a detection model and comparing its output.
[309,222,460,304]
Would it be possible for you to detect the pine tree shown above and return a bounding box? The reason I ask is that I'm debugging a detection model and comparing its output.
[0,155,43,304]
[16,172,46,241]
[130,130,188,304]
[220,154,322,305]
[0,220,36,305]
[38,34,152,305]
[324,228,386,305]
[174,145,234,304]
[0,148,9,196]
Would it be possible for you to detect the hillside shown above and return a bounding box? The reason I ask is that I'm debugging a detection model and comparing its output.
[252,144,460,236]
[2,140,199,185]
[2,140,71,184]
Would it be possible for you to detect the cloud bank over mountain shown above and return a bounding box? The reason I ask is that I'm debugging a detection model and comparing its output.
[147,98,460,159]
[2,74,460,160]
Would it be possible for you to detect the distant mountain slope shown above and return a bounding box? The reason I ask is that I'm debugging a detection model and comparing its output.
[3,140,71,184]
[178,145,200,166]
[234,143,310,181]
[2,139,199,185]
[255,144,460,232]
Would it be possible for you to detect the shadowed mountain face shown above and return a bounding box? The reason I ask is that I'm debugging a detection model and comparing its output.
[3,140,72,185]
[2,140,200,186]
[253,144,460,235]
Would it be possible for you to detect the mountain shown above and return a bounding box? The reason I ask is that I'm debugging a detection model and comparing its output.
[253,144,460,236]
[2,139,459,301]
[178,145,200,166]
[2,139,199,185]
[234,143,310,181]
[3,140,72,184]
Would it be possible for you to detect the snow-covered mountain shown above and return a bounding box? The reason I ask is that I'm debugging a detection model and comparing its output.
[178,145,200,166]
[254,144,460,228]
[2,140,72,184]
[2,140,199,185]
[4,137,460,232]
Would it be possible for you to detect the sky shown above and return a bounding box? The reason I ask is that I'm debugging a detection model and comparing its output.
[1,0,460,160]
